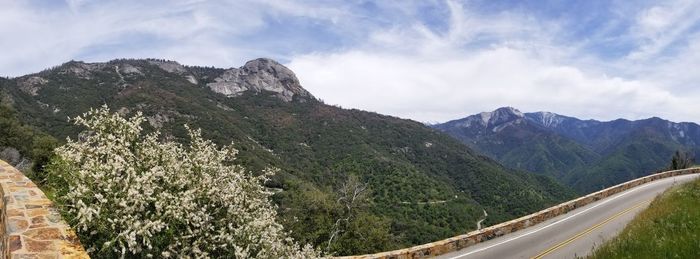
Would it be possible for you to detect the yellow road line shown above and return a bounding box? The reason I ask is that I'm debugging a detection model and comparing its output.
[531,199,651,259]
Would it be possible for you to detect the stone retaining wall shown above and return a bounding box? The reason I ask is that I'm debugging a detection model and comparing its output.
[341,167,700,259]
[0,160,89,258]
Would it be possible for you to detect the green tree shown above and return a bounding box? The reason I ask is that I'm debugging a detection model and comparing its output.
[670,150,694,170]
[326,175,394,255]
[0,102,58,175]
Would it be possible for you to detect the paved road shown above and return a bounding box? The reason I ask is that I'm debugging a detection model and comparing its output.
[436,173,700,259]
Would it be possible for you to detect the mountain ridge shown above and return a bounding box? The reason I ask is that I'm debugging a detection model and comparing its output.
[434,107,700,193]
[0,58,575,255]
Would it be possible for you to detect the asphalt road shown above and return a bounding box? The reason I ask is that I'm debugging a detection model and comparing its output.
[436,173,700,259]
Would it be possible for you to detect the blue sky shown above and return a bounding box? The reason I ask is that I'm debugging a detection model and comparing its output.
[2,0,700,123]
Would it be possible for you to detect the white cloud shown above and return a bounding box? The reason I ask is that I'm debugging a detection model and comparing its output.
[627,0,700,60]
[0,0,348,76]
[2,0,700,124]
[288,0,700,123]
[257,0,348,22]
[289,47,695,123]
[65,0,90,12]
[639,33,700,94]
[1,1,220,75]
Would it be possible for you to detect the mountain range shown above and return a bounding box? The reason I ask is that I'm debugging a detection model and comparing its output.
[0,59,574,255]
[433,107,700,193]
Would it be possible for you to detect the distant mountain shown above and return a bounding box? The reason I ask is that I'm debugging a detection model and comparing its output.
[434,107,700,193]
[0,59,574,255]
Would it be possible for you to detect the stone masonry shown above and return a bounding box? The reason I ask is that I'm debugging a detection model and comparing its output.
[0,160,89,258]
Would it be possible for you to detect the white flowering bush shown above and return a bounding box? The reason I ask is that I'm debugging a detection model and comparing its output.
[48,106,319,258]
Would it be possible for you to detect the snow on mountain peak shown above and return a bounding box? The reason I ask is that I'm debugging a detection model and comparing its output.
[535,111,562,127]
[479,112,492,125]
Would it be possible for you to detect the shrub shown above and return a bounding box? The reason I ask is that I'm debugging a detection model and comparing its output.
[48,106,318,258]
[669,150,694,170]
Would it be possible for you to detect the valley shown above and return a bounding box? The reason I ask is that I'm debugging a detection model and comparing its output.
[0,59,574,255]
[434,107,700,193]
[3,2,699,258]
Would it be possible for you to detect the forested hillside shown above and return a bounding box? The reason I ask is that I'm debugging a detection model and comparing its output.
[0,96,57,175]
[0,59,574,255]
[434,107,700,194]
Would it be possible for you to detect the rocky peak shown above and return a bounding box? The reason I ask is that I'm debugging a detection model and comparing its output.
[525,111,565,128]
[18,76,48,96]
[117,63,144,76]
[58,61,106,79]
[207,58,313,102]
[142,59,199,84]
[485,107,524,126]
[147,60,188,74]
[447,107,524,129]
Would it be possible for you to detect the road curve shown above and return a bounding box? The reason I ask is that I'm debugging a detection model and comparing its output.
[436,173,700,259]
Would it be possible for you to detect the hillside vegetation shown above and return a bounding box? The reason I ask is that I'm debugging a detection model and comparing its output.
[588,176,700,258]
[0,100,57,174]
[434,107,700,194]
[44,107,319,258]
[0,59,575,255]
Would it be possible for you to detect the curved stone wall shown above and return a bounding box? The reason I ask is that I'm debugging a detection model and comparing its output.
[340,167,700,259]
[0,160,89,258]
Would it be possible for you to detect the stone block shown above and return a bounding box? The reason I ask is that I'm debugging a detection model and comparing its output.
[27,208,49,217]
[24,228,62,240]
[25,237,56,253]
[8,234,22,252]
[7,218,29,233]
[7,208,25,217]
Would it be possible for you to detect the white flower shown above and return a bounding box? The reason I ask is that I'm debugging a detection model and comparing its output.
[51,106,320,258]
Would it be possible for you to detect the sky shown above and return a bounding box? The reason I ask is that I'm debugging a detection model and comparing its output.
[1,0,700,123]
